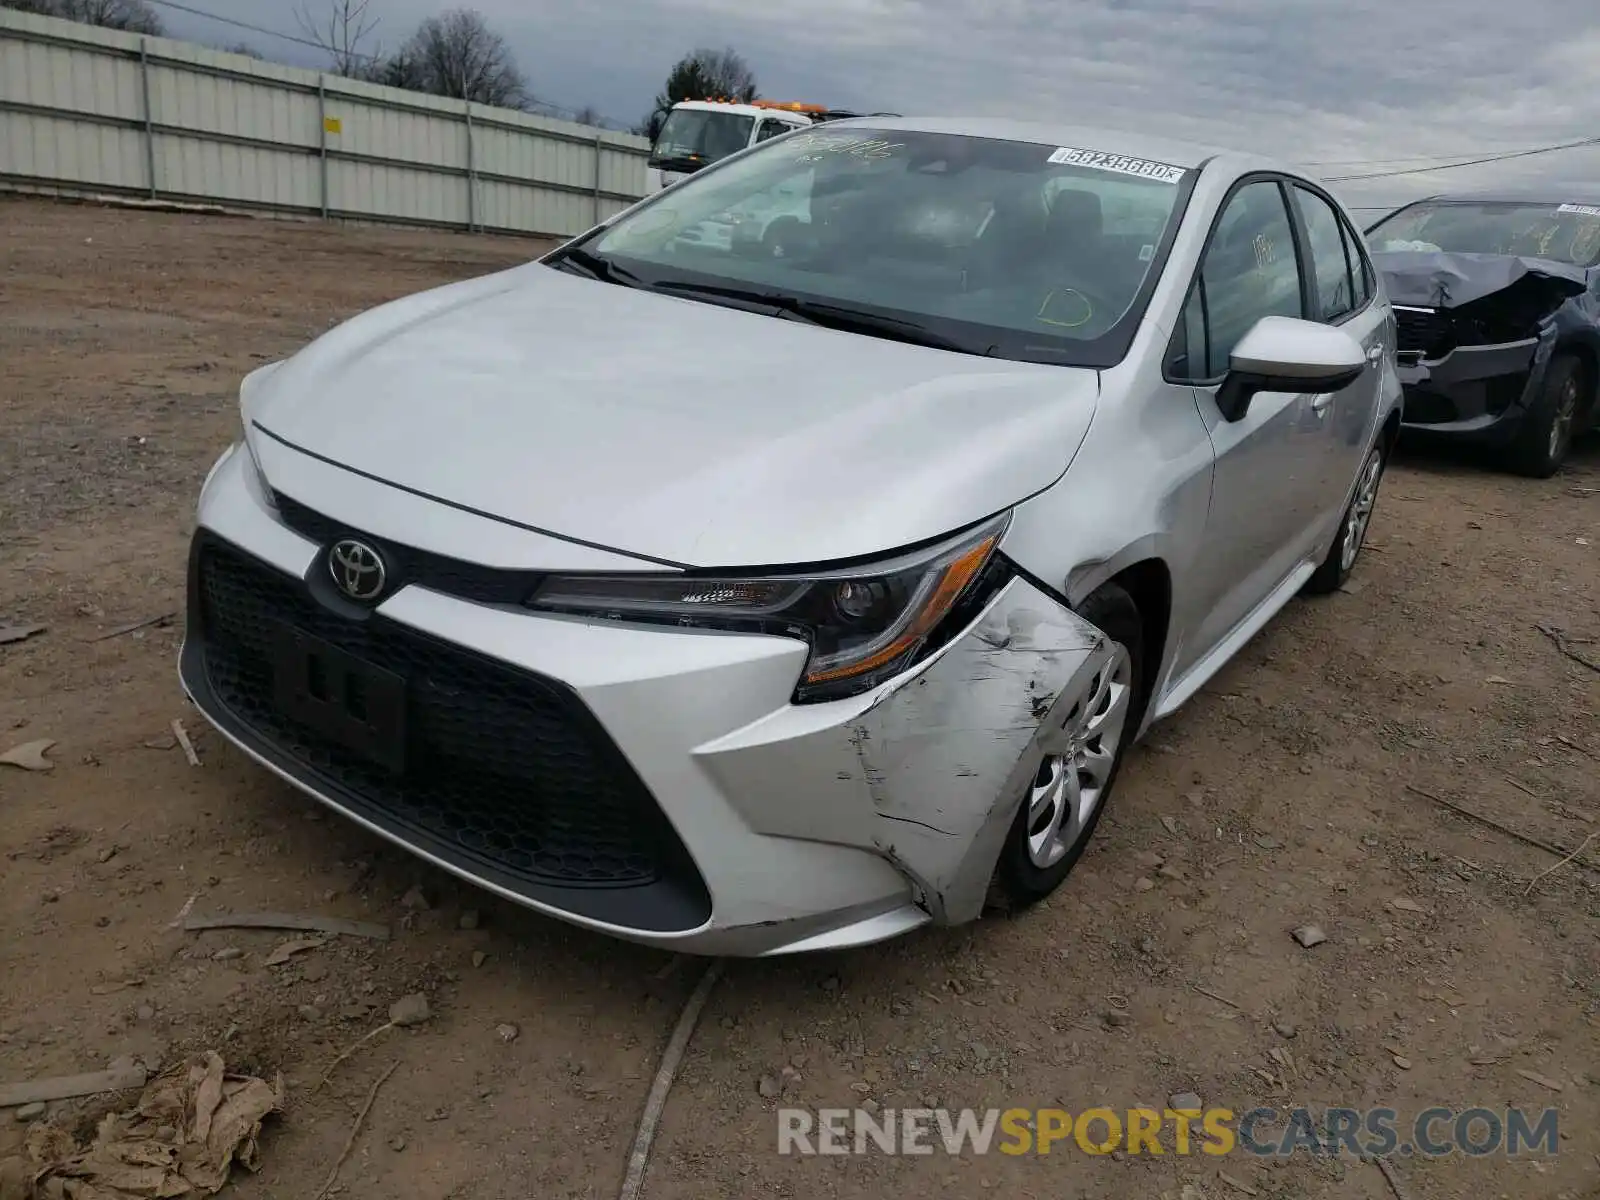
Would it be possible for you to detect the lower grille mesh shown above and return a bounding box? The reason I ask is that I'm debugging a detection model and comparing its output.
[196,535,678,889]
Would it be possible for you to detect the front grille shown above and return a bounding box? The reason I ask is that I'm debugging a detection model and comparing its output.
[273,492,543,606]
[1393,307,1453,358]
[192,533,706,913]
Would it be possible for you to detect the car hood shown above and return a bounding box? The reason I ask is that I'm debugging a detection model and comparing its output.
[249,263,1100,568]
[1373,250,1588,311]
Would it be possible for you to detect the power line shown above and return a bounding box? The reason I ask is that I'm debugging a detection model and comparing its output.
[1325,135,1600,182]
[143,0,369,59]
[1303,138,1589,167]
[141,0,628,128]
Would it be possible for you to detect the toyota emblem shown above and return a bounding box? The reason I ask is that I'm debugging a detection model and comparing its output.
[328,538,387,602]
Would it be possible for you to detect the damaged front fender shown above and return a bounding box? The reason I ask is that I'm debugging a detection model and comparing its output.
[695,576,1110,927]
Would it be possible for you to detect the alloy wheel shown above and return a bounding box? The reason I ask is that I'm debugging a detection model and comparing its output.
[1025,644,1133,870]
[1340,448,1384,573]
[1549,377,1579,462]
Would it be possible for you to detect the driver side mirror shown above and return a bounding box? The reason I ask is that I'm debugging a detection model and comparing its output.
[1215,316,1366,422]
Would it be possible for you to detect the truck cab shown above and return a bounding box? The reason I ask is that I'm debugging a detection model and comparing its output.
[645,100,868,193]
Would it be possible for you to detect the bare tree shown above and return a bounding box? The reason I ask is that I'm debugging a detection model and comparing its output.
[1,0,163,34]
[294,0,379,77]
[689,47,758,101]
[222,42,264,59]
[571,105,602,128]
[649,47,758,128]
[396,8,527,108]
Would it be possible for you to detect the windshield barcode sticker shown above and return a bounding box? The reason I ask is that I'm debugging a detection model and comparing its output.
[1557,203,1600,217]
[1046,147,1186,184]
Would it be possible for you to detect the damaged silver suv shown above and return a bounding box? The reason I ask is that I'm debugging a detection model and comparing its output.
[1367,191,1600,477]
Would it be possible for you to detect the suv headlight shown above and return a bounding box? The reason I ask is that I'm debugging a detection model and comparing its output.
[527,513,1013,703]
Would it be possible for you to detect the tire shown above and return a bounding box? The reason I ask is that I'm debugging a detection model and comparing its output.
[992,583,1146,909]
[1507,352,1584,479]
[1305,439,1387,595]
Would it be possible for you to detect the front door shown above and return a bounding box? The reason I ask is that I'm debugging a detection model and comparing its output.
[1168,178,1340,664]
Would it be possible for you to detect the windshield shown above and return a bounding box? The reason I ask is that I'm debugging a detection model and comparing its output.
[649,109,756,171]
[585,127,1195,367]
[1368,200,1600,268]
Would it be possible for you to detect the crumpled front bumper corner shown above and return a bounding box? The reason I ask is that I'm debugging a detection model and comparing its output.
[696,572,1113,929]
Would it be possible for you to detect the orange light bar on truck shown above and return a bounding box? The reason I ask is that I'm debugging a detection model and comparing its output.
[751,100,829,113]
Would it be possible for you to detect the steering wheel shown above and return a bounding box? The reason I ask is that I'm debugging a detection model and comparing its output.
[759,215,807,260]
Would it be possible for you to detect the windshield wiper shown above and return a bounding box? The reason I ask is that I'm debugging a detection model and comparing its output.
[778,299,985,355]
[548,246,644,289]
[649,280,983,355]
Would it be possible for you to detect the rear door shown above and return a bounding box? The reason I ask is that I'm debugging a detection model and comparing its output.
[1285,182,1387,514]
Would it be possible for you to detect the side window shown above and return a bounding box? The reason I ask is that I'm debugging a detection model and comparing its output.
[1340,215,1373,308]
[1292,186,1356,322]
[1196,180,1304,377]
[754,120,787,143]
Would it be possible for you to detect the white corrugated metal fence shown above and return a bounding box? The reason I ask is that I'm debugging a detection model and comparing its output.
[0,8,651,238]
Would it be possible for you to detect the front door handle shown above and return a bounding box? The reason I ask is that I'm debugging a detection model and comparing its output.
[1365,345,1384,364]
[1311,394,1334,415]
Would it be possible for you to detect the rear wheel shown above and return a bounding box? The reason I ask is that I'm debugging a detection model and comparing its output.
[993,584,1145,908]
[1508,352,1584,478]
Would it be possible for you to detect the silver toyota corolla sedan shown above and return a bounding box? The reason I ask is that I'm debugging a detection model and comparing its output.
[181,117,1401,957]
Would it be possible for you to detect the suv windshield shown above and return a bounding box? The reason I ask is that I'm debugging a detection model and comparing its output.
[649,109,756,172]
[579,127,1195,367]
[1368,200,1600,268]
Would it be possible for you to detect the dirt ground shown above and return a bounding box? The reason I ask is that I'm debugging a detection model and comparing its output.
[1,195,1596,1200]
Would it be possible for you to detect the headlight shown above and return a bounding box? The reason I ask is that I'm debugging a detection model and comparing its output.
[239,361,284,510]
[239,423,277,510]
[528,513,1013,703]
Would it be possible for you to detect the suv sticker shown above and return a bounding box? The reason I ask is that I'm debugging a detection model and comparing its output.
[1557,203,1600,217]
[1046,147,1186,184]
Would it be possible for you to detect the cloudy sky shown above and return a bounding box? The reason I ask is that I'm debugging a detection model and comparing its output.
[151,0,1600,219]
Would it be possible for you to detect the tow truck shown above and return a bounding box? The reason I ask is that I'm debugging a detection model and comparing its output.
[644,99,894,193]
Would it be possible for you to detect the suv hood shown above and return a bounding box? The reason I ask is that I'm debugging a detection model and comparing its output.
[1373,250,1588,311]
[250,263,1100,568]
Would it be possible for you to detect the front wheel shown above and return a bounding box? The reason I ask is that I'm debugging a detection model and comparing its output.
[1306,441,1386,595]
[1508,352,1584,479]
[992,583,1145,908]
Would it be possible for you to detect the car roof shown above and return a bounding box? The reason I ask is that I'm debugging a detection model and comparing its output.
[1412,187,1600,207]
[822,115,1290,175]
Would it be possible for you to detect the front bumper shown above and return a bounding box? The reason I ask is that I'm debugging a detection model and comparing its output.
[179,444,1110,956]
[1396,326,1554,444]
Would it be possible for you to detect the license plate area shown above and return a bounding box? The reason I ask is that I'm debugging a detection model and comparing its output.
[272,623,407,774]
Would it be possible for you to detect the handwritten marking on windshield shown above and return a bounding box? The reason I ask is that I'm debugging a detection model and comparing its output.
[1571,221,1600,263]
[787,133,904,163]
[1035,289,1093,329]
